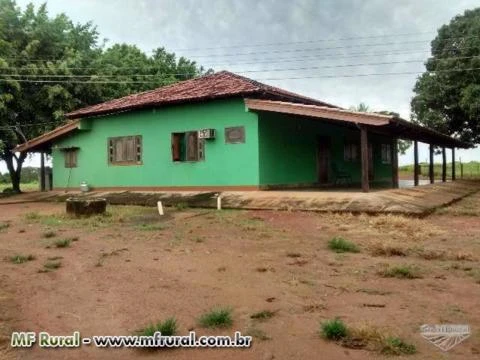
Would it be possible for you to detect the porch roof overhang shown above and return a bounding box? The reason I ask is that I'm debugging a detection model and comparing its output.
[245,99,471,148]
[13,120,81,153]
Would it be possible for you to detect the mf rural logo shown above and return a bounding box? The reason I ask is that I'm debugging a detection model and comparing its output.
[420,324,471,352]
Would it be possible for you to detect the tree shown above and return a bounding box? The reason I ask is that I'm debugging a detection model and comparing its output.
[0,1,205,192]
[349,102,370,112]
[411,8,480,145]
[350,104,412,155]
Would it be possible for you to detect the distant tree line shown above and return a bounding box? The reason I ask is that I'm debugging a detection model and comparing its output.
[0,166,39,183]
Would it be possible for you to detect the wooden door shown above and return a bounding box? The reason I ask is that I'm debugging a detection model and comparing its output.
[317,136,331,184]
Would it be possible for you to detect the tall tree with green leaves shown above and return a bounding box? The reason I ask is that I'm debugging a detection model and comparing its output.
[411,8,480,145]
[0,1,204,192]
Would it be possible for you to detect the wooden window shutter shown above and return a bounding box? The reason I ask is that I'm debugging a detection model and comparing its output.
[64,150,78,168]
[172,133,182,161]
[186,132,198,161]
[125,136,136,162]
[114,138,124,162]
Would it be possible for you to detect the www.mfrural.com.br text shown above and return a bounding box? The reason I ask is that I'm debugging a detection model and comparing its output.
[11,331,252,349]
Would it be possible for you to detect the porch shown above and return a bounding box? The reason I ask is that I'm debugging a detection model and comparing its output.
[247,99,470,192]
[1,180,479,216]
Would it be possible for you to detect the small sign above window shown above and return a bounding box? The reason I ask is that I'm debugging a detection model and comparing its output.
[225,126,245,144]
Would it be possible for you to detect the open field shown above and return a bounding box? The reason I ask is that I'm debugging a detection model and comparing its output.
[1,194,480,359]
[399,161,480,180]
[0,182,39,193]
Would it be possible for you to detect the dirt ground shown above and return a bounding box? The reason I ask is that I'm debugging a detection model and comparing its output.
[0,193,479,359]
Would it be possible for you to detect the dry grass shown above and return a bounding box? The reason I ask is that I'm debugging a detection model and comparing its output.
[359,214,444,242]
[321,320,417,355]
[378,264,423,279]
[369,242,409,257]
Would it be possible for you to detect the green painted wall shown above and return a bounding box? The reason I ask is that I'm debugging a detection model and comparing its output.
[52,98,259,188]
[257,112,393,186]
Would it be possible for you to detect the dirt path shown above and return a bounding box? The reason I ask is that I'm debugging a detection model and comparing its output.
[0,197,479,359]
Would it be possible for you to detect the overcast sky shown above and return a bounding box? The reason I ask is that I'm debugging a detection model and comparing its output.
[4,0,480,174]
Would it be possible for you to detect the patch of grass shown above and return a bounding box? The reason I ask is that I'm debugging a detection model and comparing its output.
[341,324,384,350]
[47,256,63,261]
[198,307,233,328]
[175,202,188,210]
[321,321,417,355]
[328,237,360,253]
[245,327,271,340]
[452,251,475,261]
[24,212,40,221]
[320,318,347,340]
[42,260,61,271]
[359,214,444,242]
[379,265,422,279]
[381,337,416,355]
[136,317,177,337]
[0,222,10,231]
[415,248,445,260]
[467,269,480,284]
[53,238,72,248]
[369,242,408,257]
[250,310,276,321]
[9,254,35,264]
[137,223,165,231]
[42,230,57,239]
[286,252,301,258]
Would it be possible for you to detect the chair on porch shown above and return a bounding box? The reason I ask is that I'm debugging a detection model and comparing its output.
[331,163,352,185]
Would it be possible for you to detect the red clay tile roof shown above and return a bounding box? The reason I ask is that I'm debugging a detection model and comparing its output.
[66,71,338,119]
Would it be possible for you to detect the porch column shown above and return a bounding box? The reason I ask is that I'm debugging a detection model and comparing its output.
[414,141,419,186]
[442,147,447,182]
[40,151,46,192]
[391,138,399,188]
[429,144,434,184]
[452,148,456,181]
[360,126,369,192]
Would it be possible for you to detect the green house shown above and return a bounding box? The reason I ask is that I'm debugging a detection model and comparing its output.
[16,71,467,192]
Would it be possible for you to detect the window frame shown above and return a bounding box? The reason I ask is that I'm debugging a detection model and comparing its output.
[63,149,78,168]
[225,126,246,144]
[344,141,359,162]
[381,143,392,164]
[171,131,205,162]
[108,135,142,166]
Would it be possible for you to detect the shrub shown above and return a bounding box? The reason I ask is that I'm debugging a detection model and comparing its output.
[42,231,57,239]
[379,265,422,279]
[136,318,177,337]
[0,222,10,231]
[10,254,35,264]
[320,318,347,340]
[250,310,275,320]
[54,238,72,248]
[25,212,40,220]
[381,337,416,355]
[198,307,233,328]
[328,237,360,253]
[369,242,408,257]
[43,260,61,270]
